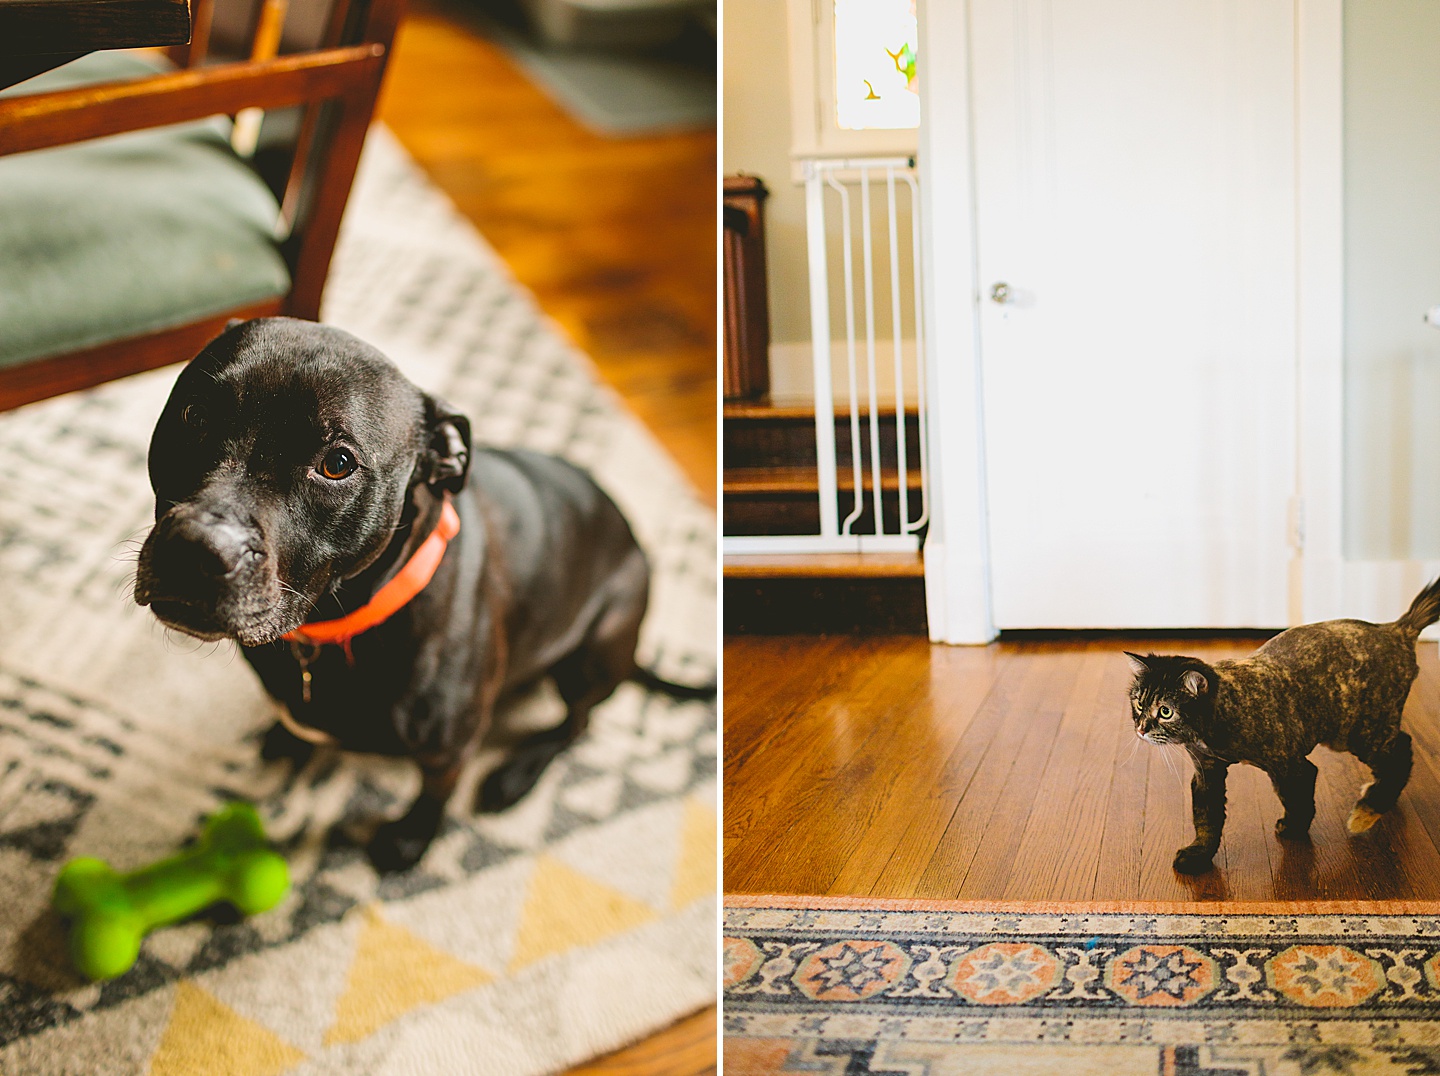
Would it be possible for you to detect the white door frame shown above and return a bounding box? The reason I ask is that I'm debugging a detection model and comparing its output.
[1294,0,1345,626]
[1295,0,1440,626]
[915,0,996,644]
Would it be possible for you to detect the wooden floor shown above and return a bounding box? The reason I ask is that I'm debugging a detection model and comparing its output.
[376,0,716,505]
[376,7,716,1072]
[725,634,1440,903]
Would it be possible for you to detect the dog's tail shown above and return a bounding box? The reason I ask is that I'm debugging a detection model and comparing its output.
[1395,576,1440,638]
[632,665,717,701]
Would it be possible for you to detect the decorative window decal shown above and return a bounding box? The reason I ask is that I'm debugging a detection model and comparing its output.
[833,0,921,131]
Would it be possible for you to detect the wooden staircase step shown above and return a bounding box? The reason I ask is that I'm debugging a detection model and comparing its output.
[724,398,925,472]
[724,402,929,623]
[724,466,922,495]
[723,552,924,579]
[724,553,928,634]
[724,399,920,422]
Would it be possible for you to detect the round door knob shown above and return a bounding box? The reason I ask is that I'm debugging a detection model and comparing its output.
[990,282,1012,304]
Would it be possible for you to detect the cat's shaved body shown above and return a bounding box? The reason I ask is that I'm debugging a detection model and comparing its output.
[1128,578,1440,874]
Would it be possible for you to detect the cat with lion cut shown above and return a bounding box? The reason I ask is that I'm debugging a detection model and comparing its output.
[1127,578,1440,875]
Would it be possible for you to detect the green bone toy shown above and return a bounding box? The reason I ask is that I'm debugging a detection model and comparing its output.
[52,802,289,981]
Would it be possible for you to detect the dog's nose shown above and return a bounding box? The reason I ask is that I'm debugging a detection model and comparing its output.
[156,516,257,581]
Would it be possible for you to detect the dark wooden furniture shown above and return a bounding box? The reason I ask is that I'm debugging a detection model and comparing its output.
[0,0,405,412]
[722,174,770,402]
[0,0,190,88]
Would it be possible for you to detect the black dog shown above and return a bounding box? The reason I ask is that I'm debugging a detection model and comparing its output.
[135,317,705,871]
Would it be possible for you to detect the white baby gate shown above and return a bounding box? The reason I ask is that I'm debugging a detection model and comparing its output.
[725,156,929,555]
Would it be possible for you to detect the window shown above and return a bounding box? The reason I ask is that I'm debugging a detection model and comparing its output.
[833,0,920,131]
[788,0,922,161]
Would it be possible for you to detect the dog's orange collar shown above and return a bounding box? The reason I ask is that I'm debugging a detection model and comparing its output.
[283,497,461,650]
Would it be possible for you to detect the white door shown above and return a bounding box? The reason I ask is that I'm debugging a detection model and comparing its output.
[970,0,1297,628]
[1296,0,1440,629]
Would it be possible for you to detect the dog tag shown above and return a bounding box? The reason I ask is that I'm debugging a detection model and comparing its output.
[289,638,320,705]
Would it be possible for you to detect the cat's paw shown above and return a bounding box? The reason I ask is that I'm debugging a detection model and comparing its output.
[1172,845,1216,874]
[1275,817,1312,840]
[1347,804,1382,833]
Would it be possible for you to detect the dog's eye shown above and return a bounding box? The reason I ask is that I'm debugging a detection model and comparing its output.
[181,404,207,431]
[1158,704,1174,720]
[319,447,357,480]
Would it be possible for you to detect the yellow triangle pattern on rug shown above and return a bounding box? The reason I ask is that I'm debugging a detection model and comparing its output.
[325,904,493,1046]
[669,798,717,910]
[510,855,658,971]
[150,980,306,1076]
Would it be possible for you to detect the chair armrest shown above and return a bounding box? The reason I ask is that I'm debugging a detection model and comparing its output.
[0,45,384,156]
[0,0,189,56]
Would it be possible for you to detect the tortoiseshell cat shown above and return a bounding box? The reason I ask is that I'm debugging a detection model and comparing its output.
[1127,579,1440,874]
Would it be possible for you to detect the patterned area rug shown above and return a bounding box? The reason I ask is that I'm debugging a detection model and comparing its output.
[0,126,716,1076]
[724,896,1440,1075]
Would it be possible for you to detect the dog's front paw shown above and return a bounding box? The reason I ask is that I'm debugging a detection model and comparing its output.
[367,818,434,874]
[1172,845,1216,875]
[478,746,563,813]
[478,765,535,813]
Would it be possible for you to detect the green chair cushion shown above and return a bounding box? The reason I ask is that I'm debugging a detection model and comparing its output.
[0,52,291,369]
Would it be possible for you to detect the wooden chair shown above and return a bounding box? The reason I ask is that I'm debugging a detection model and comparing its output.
[0,0,406,412]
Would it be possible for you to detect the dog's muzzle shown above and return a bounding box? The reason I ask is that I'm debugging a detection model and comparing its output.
[135,508,271,638]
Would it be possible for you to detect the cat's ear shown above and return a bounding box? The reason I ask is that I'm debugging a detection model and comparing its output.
[1181,669,1209,697]
[1124,652,1150,674]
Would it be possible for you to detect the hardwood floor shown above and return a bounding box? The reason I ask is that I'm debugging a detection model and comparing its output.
[725,634,1440,903]
[566,1007,716,1076]
[375,8,716,1072]
[376,0,717,505]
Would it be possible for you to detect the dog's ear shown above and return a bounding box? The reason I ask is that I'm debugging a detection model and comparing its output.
[225,318,245,331]
[422,395,472,494]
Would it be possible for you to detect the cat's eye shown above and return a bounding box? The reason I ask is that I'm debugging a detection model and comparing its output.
[319,447,357,480]
[181,404,207,431]
[1158,704,1174,720]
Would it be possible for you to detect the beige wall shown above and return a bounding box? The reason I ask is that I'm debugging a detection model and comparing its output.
[723,0,810,347]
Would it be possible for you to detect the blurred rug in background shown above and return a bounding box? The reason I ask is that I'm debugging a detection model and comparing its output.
[725,895,1440,1075]
[0,126,716,1076]
[467,0,716,135]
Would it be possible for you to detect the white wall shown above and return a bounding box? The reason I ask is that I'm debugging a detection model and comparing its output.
[1342,0,1440,560]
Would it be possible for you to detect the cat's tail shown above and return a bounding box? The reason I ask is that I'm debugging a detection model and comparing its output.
[1395,577,1440,638]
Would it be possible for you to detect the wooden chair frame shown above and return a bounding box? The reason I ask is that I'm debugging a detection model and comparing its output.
[0,0,406,412]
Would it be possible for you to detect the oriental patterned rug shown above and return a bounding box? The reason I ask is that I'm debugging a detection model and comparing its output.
[0,127,716,1076]
[724,895,1440,1076]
